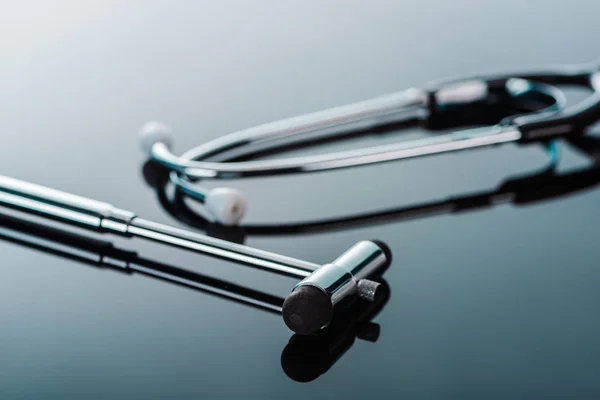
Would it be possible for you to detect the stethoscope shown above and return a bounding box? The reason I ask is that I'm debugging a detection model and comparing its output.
[143,131,600,244]
[139,61,600,227]
[1,61,599,336]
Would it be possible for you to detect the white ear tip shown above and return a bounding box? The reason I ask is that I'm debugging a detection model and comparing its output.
[139,121,174,156]
[204,187,248,226]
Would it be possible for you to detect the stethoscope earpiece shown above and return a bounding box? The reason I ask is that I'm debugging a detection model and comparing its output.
[140,122,248,225]
[203,187,248,226]
[139,121,175,156]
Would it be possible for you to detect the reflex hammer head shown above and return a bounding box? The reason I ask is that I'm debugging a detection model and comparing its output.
[282,240,392,335]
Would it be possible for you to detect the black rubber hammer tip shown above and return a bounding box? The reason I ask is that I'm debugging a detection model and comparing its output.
[282,286,333,335]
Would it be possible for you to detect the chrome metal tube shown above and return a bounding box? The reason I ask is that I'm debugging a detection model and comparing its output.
[150,88,429,177]
[160,126,521,179]
[182,89,428,163]
[127,218,316,278]
[0,174,321,278]
[0,178,134,236]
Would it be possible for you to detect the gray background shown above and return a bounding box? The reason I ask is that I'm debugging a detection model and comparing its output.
[1,1,600,398]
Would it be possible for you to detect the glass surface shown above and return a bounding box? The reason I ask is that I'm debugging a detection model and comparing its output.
[1,1,600,398]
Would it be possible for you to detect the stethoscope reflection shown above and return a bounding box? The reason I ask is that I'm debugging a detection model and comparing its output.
[0,211,389,382]
[143,133,600,244]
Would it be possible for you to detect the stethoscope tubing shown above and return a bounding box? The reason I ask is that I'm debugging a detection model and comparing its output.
[155,62,599,183]
[143,61,600,228]
[155,79,564,180]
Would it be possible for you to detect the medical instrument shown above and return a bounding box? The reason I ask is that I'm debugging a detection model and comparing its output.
[281,280,389,382]
[0,210,388,382]
[145,130,600,240]
[0,210,284,314]
[139,61,600,225]
[0,174,391,334]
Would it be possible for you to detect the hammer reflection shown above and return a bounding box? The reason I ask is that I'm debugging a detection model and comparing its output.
[281,280,390,382]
